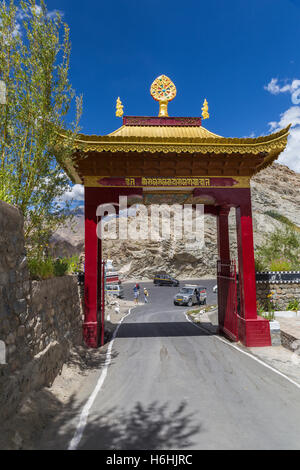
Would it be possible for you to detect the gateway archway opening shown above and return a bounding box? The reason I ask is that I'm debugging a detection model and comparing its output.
[100,203,238,341]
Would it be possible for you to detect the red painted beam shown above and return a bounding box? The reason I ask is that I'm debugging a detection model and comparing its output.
[123,116,202,127]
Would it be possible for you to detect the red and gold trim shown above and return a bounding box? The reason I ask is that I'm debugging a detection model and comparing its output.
[84,176,251,189]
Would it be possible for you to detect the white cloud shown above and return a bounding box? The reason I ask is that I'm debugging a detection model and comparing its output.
[31,5,42,16]
[266,78,300,173]
[243,132,256,138]
[1,5,64,42]
[60,184,84,203]
[12,21,21,37]
[0,16,22,40]
[268,106,300,172]
[16,5,64,23]
[47,9,64,19]
[279,126,300,172]
[31,5,64,19]
[265,78,300,104]
[269,106,300,131]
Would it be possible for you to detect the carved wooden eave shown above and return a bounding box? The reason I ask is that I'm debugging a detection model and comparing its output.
[58,123,291,185]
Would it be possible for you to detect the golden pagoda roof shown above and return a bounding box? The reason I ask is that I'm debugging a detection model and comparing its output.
[69,124,290,156]
[108,124,222,139]
[58,121,290,184]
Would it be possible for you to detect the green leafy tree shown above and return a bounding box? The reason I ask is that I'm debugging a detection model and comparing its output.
[0,0,82,255]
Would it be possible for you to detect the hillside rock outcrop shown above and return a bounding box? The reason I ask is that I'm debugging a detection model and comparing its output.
[51,163,300,280]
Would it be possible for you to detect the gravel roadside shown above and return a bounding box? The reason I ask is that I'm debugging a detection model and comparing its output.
[0,298,136,450]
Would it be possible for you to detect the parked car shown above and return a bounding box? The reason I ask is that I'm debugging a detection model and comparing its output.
[213,285,218,294]
[154,273,179,287]
[106,283,124,299]
[174,285,207,307]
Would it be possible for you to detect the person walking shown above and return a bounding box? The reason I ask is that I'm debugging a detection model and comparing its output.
[136,283,141,303]
[144,288,149,304]
[133,285,139,305]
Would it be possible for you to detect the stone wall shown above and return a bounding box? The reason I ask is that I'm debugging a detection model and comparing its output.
[0,201,82,421]
[256,282,300,311]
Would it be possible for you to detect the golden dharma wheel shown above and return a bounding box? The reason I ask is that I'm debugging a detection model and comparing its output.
[150,75,177,117]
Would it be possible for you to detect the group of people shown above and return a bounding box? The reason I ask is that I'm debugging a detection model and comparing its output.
[133,284,149,305]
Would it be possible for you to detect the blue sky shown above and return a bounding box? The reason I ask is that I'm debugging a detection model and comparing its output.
[42,0,300,201]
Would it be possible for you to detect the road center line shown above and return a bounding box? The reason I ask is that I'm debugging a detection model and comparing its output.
[68,308,133,451]
[184,312,300,390]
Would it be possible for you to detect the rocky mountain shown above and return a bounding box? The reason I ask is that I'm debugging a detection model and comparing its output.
[51,163,300,280]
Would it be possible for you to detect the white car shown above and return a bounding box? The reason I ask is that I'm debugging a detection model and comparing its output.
[213,285,218,294]
[174,285,207,307]
[106,283,124,299]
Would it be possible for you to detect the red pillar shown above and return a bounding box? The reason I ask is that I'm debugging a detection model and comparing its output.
[84,188,101,348]
[217,206,238,339]
[217,206,230,262]
[236,192,271,346]
[83,187,143,348]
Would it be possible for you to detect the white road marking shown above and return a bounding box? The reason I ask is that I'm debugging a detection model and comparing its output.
[68,309,133,451]
[184,312,300,390]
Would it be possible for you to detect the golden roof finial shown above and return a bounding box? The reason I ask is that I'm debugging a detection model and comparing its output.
[202,99,210,120]
[116,97,124,118]
[150,75,177,117]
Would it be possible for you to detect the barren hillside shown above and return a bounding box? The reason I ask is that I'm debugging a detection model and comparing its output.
[51,163,300,279]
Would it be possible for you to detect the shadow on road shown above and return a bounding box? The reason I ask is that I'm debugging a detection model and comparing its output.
[77,401,202,450]
[65,345,119,373]
[11,341,202,450]
[31,398,202,450]
[115,321,216,338]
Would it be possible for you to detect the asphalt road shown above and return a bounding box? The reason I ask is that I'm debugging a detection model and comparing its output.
[41,280,300,450]
[122,279,218,306]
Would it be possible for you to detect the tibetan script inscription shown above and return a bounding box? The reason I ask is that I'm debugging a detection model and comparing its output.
[125,178,136,186]
[141,178,210,187]
[96,177,240,188]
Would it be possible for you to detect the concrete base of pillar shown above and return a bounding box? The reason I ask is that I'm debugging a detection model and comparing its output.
[238,316,272,347]
[83,323,99,348]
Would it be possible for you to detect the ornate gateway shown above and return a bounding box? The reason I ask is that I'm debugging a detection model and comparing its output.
[59,75,290,348]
